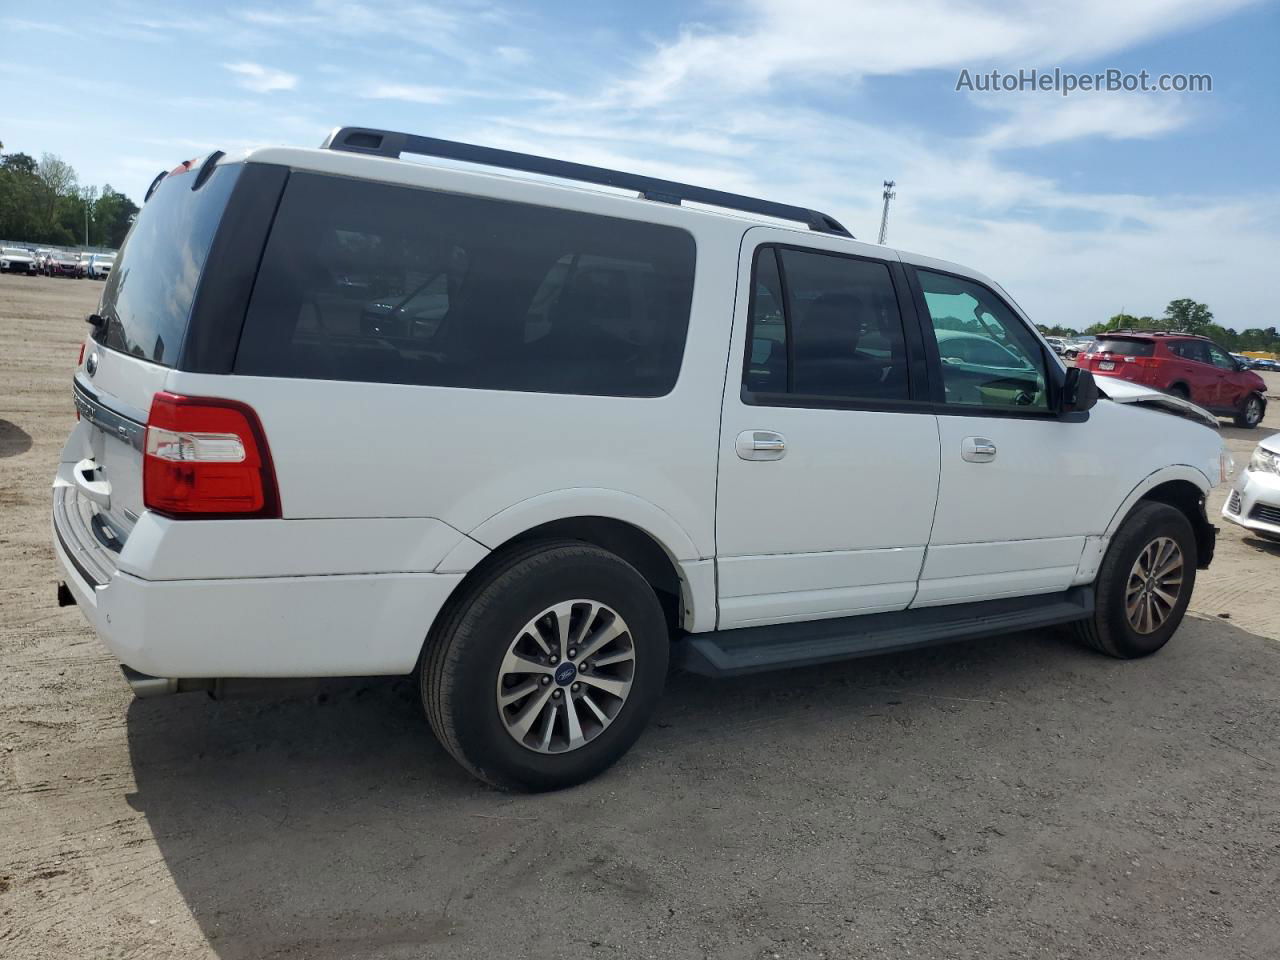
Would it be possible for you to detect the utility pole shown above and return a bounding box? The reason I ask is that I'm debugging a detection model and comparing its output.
[81,185,98,248]
[877,180,896,245]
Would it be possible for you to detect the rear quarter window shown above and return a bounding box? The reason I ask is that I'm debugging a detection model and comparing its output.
[234,173,697,397]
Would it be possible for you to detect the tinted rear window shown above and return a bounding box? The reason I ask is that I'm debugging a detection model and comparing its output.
[1090,338,1154,357]
[94,164,241,366]
[235,173,697,397]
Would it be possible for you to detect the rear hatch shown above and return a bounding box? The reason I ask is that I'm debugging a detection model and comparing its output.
[1078,336,1156,380]
[60,159,245,570]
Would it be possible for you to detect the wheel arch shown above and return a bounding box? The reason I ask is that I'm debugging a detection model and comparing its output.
[434,490,713,635]
[1105,467,1215,569]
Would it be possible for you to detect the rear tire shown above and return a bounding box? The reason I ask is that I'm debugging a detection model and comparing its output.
[421,540,669,791]
[1167,384,1190,401]
[1234,393,1264,429]
[1074,501,1197,658]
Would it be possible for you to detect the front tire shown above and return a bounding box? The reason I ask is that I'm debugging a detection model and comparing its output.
[1075,501,1197,658]
[421,540,669,791]
[1234,393,1264,429]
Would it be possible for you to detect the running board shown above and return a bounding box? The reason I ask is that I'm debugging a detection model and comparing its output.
[676,587,1094,678]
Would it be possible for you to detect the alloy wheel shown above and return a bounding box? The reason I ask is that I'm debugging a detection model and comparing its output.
[496,600,636,754]
[1125,536,1184,634]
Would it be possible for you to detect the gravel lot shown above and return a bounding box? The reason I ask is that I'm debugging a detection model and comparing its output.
[2,273,1278,960]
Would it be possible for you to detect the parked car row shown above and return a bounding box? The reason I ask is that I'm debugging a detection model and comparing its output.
[1,247,118,279]
[1237,354,1280,371]
[1044,335,1095,360]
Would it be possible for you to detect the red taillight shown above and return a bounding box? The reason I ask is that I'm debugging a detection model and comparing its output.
[78,342,85,366]
[143,392,280,519]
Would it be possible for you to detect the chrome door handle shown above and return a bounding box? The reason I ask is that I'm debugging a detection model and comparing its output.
[961,437,997,463]
[736,430,787,461]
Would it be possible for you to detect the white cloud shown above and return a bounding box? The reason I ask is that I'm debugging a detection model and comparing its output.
[978,92,1197,149]
[223,61,298,93]
[614,0,1260,106]
[360,83,454,104]
[494,45,530,64]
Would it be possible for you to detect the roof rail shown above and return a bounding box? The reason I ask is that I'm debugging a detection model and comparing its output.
[320,126,853,238]
[1109,329,1199,338]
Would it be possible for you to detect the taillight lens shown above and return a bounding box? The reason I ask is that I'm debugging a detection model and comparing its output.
[143,392,280,518]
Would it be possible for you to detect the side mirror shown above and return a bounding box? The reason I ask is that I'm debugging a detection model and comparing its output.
[1060,366,1099,415]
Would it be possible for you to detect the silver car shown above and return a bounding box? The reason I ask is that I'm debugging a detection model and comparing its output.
[1223,432,1280,541]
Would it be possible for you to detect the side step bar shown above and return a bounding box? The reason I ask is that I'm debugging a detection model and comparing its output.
[676,587,1093,678]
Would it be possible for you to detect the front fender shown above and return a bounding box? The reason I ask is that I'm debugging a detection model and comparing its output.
[1074,464,1215,584]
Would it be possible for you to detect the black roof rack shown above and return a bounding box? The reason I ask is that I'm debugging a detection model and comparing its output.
[1107,330,1203,338]
[320,126,853,238]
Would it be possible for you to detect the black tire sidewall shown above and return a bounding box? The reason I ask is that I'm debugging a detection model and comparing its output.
[1096,503,1197,657]
[436,547,668,791]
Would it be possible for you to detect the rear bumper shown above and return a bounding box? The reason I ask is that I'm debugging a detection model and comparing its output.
[54,530,463,678]
[52,464,471,679]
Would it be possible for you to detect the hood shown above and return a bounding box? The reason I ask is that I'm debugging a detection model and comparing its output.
[1098,377,1219,430]
[2,252,34,262]
[1259,431,1280,457]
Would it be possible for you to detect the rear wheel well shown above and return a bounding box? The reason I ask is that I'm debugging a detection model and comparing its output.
[1139,480,1213,567]
[464,518,685,634]
[1166,382,1190,399]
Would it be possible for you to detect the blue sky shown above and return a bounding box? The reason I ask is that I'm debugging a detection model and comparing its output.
[2,0,1277,331]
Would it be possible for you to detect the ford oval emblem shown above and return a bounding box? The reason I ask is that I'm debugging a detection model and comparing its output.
[85,352,99,377]
[554,661,578,686]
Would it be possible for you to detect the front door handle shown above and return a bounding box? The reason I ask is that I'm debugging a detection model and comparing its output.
[736,430,787,461]
[961,437,997,463]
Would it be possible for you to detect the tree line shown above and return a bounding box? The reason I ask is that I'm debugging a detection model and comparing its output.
[1038,298,1280,354]
[0,143,139,249]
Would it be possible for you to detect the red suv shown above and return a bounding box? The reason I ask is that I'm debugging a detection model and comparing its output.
[1077,332,1267,428]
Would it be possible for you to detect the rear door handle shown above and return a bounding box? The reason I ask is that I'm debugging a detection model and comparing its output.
[736,430,786,461]
[961,437,997,463]
[73,457,112,508]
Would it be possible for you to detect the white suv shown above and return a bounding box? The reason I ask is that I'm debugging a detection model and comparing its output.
[54,127,1230,790]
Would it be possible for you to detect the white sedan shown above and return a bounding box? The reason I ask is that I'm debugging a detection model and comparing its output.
[1223,432,1280,540]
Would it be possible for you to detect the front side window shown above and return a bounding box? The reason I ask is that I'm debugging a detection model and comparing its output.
[743,246,911,403]
[236,173,696,397]
[917,269,1048,411]
[1206,343,1236,370]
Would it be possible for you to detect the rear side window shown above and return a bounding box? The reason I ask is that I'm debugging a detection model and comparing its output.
[1092,338,1155,357]
[235,173,697,397]
[95,164,242,365]
[743,245,911,403]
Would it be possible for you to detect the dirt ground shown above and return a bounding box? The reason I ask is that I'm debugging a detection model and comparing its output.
[2,272,1278,960]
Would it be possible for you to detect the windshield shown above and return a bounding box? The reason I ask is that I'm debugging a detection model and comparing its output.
[94,163,241,366]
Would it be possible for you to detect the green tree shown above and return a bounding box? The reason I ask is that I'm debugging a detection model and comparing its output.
[92,186,139,248]
[1085,313,1157,335]
[1163,298,1213,335]
[35,153,78,236]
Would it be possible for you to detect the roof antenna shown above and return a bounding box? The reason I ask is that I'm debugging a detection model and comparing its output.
[878,180,896,245]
